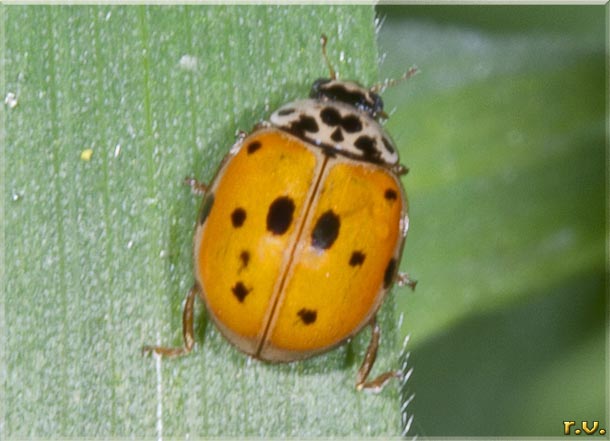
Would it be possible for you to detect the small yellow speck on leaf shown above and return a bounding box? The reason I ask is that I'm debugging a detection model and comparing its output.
[80,148,93,161]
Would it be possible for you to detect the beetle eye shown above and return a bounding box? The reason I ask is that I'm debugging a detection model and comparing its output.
[310,78,331,99]
[370,92,384,117]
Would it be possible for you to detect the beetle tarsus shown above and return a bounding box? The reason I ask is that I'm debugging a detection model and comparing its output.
[355,317,402,393]
[184,177,208,196]
[394,164,410,176]
[356,370,403,393]
[396,272,417,290]
[236,129,247,139]
[142,345,189,358]
[142,284,198,358]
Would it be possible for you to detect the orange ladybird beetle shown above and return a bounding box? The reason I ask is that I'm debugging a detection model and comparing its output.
[144,35,416,392]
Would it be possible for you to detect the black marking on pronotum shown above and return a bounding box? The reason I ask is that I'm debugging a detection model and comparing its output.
[320,107,362,133]
[354,136,379,160]
[247,141,262,154]
[384,188,398,201]
[276,131,386,165]
[277,108,295,116]
[300,115,319,133]
[330,127,344,142]
[297,308,317,325]
[383,258,397,289]
[349,251,366,267]
[320,145,338,158]
[232,281,251,302]
[239,250,250,269]
[231,207,247,228]
[199,193,215,225]
[311,210,340,250]
[312,83,382,116]
[288,114,319,137]
[341,115,362,133]
[266,196,295,235]
[382,136,395,154]
[320,107,342,126]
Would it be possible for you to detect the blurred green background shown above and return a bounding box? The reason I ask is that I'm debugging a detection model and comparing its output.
[2,4,608,439]
[377,4,607,437]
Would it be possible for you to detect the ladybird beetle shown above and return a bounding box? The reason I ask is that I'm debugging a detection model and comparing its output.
[144,35,416,392]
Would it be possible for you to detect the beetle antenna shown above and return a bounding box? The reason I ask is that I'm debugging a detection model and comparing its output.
[320,34,337,80]
[370,66,419,93]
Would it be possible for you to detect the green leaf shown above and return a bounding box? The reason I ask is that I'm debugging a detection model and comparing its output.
[3,5,404,438]
[378,5,606,436]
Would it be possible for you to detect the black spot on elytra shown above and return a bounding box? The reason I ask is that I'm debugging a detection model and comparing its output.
[239,250,250,269]
[278,108,295,116]
[232,281,251,302]
[382,136,395,154]
[383,258,397,289]
[297,308,317,325]
[231,207,246,228]
[384,188,398,201]
[330,127,344,142]
[354,136,379,160]
[266,196,295,235]
[247,141,262,154]
[311,210,340,250]
[199,193,215,225]
[349,251,366,267]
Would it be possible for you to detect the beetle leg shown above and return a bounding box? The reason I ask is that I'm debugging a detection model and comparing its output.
[183,177,208,196]
[235,129,248,141]
[142,284,198,358]
[355,317,403,393]
[396,272,417,290]
[252,120,273,131]
[393,164,410,176]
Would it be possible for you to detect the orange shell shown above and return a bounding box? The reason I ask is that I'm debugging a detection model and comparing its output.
[194,129,407,362]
